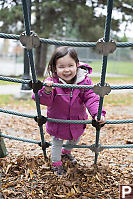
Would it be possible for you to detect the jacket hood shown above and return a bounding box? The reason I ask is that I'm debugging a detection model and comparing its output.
[78,62,92,74]
[75,62,92,84]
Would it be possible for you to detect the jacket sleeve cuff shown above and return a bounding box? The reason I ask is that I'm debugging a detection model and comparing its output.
[92,111,106,119]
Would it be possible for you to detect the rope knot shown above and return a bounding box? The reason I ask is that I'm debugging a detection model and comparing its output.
[34,116,47,127]
[92,119,105,131]
[29,80,43,93]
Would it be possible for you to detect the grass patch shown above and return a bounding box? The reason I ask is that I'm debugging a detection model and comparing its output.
[0,95,12,105]
[0,80,18,85]
[0,95,35,108]
[91,76,133,84]
[91,61,133,76]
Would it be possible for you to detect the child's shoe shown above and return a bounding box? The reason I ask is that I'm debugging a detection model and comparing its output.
[52,166,65,176]
[61,149,77,164]
[52,161,65,176]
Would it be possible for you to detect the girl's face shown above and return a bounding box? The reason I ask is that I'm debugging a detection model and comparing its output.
[55,54,77,83]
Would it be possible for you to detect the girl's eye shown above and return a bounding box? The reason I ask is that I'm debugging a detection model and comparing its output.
[58,66,64,69]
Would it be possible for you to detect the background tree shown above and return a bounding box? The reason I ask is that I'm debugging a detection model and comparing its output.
[0,0,132,77]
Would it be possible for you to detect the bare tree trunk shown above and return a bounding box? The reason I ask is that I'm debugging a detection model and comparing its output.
[35,43,48,77]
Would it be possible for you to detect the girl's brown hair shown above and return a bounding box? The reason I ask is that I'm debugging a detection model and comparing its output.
[48,46,79,77]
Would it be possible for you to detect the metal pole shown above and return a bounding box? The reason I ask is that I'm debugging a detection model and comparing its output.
[21,0,31,91]
[94,0,114,164]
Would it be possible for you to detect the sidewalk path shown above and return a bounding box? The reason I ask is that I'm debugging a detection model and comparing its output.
[0,85,21,95]
[0,59,23,76]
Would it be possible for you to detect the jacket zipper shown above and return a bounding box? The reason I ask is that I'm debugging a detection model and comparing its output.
[69,88,73,138]
[70,88,73,98]
[68,88,73,120]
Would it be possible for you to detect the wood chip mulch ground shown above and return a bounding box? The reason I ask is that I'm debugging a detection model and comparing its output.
[0,104,133,198]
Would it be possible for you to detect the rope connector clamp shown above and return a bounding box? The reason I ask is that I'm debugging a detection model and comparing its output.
[93,83,111,97]
[41,142,51,150]
[92,119,105,131]
[29,80,43,93]
[96,38,116,56]
[90,144,104,153]
[34,116,47,126]
[20,31,40,50]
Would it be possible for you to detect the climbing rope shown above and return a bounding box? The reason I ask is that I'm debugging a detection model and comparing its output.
[0,76,133,90]
[0,108,133,124]
[0,32,133,47]
[0,0,133,164]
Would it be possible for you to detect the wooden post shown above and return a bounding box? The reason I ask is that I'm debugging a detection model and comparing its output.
[0,132,8,158]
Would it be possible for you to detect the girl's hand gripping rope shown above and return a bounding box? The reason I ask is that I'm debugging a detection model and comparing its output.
[44,80,54,94]
[92,116,106,130]
[94,115,106,125]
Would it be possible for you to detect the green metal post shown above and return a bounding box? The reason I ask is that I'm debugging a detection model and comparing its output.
[21,0,31,91]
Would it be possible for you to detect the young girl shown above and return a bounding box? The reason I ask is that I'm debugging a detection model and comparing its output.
[32,46,106,175]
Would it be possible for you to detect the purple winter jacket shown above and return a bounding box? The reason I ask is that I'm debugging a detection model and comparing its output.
[32,62,106,141]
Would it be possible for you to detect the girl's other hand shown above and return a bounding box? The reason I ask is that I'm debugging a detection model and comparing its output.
[44,80,54,93]
[94,116,106,125]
